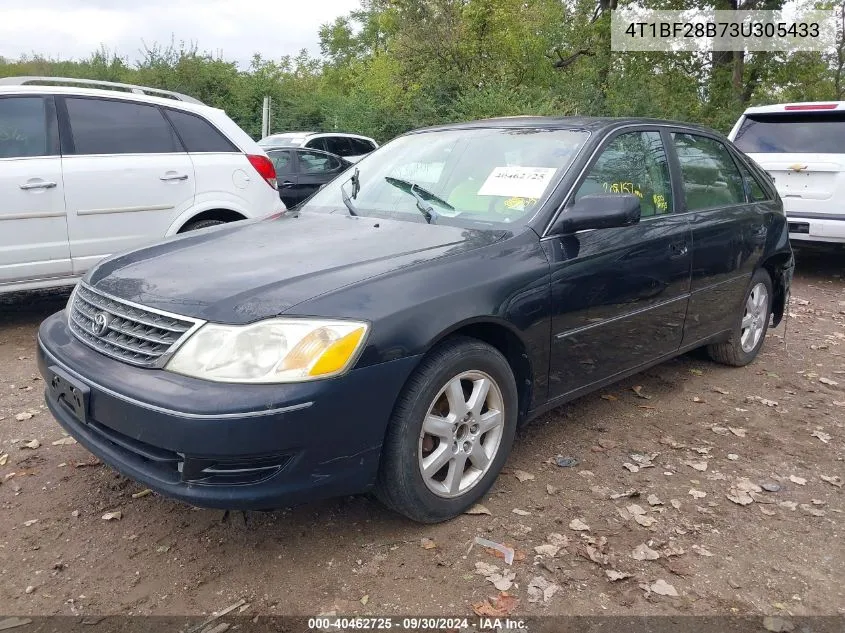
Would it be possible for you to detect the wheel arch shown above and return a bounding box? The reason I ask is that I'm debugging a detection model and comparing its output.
[759,251,793,327]
[175,208,248,233]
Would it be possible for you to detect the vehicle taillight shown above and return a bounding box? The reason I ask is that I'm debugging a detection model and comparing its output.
[247,154,278,189]
[784,103,838,111]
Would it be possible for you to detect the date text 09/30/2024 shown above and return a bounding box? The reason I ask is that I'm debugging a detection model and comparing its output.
[307,617,529,631]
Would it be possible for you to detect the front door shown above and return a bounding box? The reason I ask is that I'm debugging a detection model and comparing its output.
[294,150,346,204]
[59,96,196,275]
[543,129,692,400]
[0,95,71,286]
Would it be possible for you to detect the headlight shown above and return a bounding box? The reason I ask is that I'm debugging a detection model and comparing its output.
[165,318,369,383]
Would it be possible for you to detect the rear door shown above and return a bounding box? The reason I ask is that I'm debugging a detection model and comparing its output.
[294,150,347,204]
[544,128,692,399]
[267,149,297,205]
[669,131,766,345]
[730,108,845,230]
[59,96,196,274]
[0,95,71,286]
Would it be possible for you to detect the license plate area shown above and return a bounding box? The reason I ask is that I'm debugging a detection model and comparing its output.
[47,365,90,424]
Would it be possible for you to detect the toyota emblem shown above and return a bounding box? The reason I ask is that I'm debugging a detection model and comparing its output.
[91,311,111,336]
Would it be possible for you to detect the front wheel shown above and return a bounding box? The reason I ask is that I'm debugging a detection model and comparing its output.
[707,269,773,367]
[375,337,518,523]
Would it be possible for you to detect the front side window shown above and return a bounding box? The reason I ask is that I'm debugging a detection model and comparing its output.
[673,133,744,211]
[574,131,673,217]
[297,150,341,174]
[66,97,180,155]
[0,96,52,159]
[298,127,589,227]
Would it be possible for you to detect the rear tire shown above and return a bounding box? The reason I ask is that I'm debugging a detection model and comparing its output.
[707,269,773,367]
[375,337,518,523]
[181,219,227,232]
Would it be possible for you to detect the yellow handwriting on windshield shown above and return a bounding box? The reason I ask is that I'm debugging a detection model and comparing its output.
[603,182,643,198]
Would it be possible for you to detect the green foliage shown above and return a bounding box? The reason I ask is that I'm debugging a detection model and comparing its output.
[1,0,842,142]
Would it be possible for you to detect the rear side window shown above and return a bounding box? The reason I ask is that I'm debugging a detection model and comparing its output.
[672,133,745,211]
[736,160,771,202]
[297,150,342,174]
[348,138,375,154]
[324,136,354,157]
[733,112,845,153]
[574,130,673,217]
[0,96,55,158]
[65,97,180,155]
[165,109,237,153]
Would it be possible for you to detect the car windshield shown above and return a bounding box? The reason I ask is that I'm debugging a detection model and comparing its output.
[297,127,590,227]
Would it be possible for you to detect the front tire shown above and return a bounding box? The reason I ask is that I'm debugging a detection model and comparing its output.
[707,269,773,367]
[375,337,518,523]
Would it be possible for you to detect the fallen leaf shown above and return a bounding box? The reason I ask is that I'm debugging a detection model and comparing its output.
[634,515,657,527]
[789,475,807,486]
[747,395,778,407]
[601,394,618,401]
[617,507,632,521]
[820,475,843,488]
[623,463,640,473]
[513,469,535,482]
[799,504,826,517]
[547,533,570,547]
[101,511,122,521]
[0,454,7,466]
[736,478,762,493]
[630,453,658,467]
[20,440,40,450]
[688,489,706,499]
[512,508,531,516]
[692,396,704,403]
[727,454,739,461]
[691,545,713,557]
[74,458,101,468]
[762,616,795,633]
[546,484,558,495]
[683,460,708,472]
[728,427,747,438]
[527,575,559,603]
[712,387,730,395]
[610,488,640,499]
[810,430,832,444]
[131,489,152,499]
[465,504,491,516]
[569,518,590,531]
[578,470,595,478]
[626,504,646,516]
[420,538,436,550]
[553,455,579,468]
[631,544,660,561]
[534,544,560,557]
[631,385,651,399]
[759,506,776,516]
[659,435,686,449]
[647,494,663,506]
[650,579,679,596]
[761,482,781,492]
[606,570,632,581]
[491,572,515,591]
[23,519,38,527]
[360,595,369,606]
[819,377,839,386]
[475,561,500,576]
[472,592,518,617]
[689,368,703,376]
[670,499,681,510]
[15,412,33,421]
[711,425,730,436]
[778,501,798,510]
[726,489,754,505]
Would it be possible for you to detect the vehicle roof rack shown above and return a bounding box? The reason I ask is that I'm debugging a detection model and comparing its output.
[0,76,204,105]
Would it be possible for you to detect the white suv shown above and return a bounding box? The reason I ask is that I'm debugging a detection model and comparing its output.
[0,77,285,294]
[729,101,845,244]
[258,131,378,163]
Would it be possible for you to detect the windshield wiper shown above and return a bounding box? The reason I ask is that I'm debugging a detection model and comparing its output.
[341,181,358,216]
[384,176,454,224]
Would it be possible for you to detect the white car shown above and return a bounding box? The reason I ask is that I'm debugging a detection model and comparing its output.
[0,76,285,294]
[258,131,378,163]
[728,101,845,244]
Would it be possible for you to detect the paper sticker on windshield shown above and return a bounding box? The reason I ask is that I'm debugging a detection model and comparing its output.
[477,167,558,199]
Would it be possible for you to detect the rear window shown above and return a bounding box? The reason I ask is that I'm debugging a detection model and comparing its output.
[733,112,845,153]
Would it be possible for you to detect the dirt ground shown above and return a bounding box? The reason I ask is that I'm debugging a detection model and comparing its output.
[1,246,843,620]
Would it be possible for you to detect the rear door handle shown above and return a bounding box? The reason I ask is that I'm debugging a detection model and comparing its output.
[20,181,57,190]
[281,181,295,188]
[160,174,189,181]
[669,242,688,259]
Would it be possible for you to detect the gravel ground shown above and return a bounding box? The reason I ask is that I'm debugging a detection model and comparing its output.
[0,245,842,619]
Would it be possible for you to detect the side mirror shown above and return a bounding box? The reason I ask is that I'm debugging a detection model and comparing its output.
[553,194,642,235]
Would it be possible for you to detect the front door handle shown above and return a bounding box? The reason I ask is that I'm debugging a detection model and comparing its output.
[160,174,189,181]
[20,181,57,190]
[281,181,295,188]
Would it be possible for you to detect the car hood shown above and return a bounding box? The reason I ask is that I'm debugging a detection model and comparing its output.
[87,212,507,324]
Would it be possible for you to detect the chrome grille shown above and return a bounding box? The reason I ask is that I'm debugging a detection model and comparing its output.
[68,283,202,367]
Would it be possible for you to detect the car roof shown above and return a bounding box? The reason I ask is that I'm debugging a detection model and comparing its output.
[0,84,221,117]
[741,101,845,115]
[409,116,723,136]
[264,146,348,159]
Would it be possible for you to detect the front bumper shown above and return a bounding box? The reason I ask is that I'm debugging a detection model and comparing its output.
[37,311,420,510]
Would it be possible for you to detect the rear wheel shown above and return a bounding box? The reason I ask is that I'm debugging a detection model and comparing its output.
[375,337,518,523]
[707,269,773,367]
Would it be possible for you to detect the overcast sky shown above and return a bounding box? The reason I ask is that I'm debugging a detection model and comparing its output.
[0,0,360,66]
